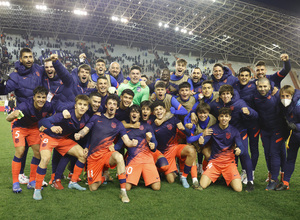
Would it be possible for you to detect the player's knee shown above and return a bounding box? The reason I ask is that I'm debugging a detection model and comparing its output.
[126,183,132,191]
[185,146,196,157]
[151,182,161,191]
[89,184,98,191]
[233,184,243,192]
[156,157,169,172]
[40,155,51,167]
[166,173,175,183]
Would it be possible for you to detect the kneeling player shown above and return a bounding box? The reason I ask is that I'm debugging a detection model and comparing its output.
[115,104,160,191]
[199,107,244,192]
[74,95,138,203]
[7,86,53,193]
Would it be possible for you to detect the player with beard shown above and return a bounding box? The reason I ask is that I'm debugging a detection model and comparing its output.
[149,68,179,95]
[188,67,207,94]
[211,63,238,91]
[108,62,124,84]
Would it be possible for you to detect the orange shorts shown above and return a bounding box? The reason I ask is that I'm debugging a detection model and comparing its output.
[164,144,186,175]
[39,133,78,156]
[203,159,240,185]
[126,163,160,186]
[12,127,40,147]
[87,151,117,185]
[152,149,164,163]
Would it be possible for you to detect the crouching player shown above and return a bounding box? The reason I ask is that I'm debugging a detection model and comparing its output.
[199,107,244,192]
[115,104,161,191]
[74,95,138,203]
[33,95,91,200]
[151,101,198,189]
[7,86,53,193]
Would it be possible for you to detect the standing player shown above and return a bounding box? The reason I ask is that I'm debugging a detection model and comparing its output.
[7,86,53,193]
[74,95,138,203]
[115,105,161,191]
[188,67,207,94]
[33,95,92,200]
[115,89,134,122]
[211,63,238,91]
[199,107,244,192]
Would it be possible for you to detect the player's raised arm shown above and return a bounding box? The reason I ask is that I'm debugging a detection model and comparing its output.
[121,134,138,148]
[6,110,23,122]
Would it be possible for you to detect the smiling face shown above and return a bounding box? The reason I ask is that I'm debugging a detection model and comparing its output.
[179,87,190,101]
[105,99,119,117]
[191,68,202,83]
[197,110,209,122]
[213,66,224,80]
[153,105,166,120]
[141,106,151,121]
[202,83,214,98]
[44,61,56,79]
[78,68,90,84]
[74,99,89,116]
[175,62,187,77]
[255,65,267,79]
[218,113,231,128]
[95,61,107,76]
[20,52,34,69]
[97,78,108,95]
[160,70,170,82]
[90,96,101,112]
[130,109,140,124]
[238,71,251,86]
[155,87,166,101]
[109,62,120,78]
[120,93,133,108]
[129,69,141,84]
[33,92,47,110]
[220,91,233,104]
[257,81,271,96]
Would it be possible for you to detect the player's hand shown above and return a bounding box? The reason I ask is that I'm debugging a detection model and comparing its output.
[198,93,204,100]
[132,139,138,147]
[191,91,196,96]
[39,126,46,132]
[176,122,185,130]
[203,128,213,137]
[235,147,241,156]
[154,118,164,126]
[191,112,198,125]
[108,87,116,94]
[185,123,193,129]
[146,132,152,142]
[83,148,88,158]
[62,110,71,119]
[271,87,278,96]
[87,80,96,89]
[198,136,204,145]
[51,126,63,134]
[108,144,115,152]
[241,107,250,115]
[94,112,101,116]
[280,53,289,62]
[150,93,156,101]
[140,80,146,88]
[74,133,82,141]
[123,79,128,84]
[50,54,58,62]
[79,53,86,59]
[149,142,155,150]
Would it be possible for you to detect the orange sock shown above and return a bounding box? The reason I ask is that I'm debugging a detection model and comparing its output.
[29,164,38,182]
[118,173,126,189]
[179,160,184,173]
[12,157,22,184]
[191,165,197,178]
[71,161,84,182]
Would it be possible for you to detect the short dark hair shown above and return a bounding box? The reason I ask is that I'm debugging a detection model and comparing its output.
[97,76,108,82]
[89,92,102,99]
[33,86,48,96]
[129,104,141,115]
[20,48,32,58]
[155,81,166,89]
[75,94,90,103]
[130,65,142,73]
[196,103,211,114]
[255,61,266,67]
[105,94,120,107]
[201,80,213,87]
[179,82,191,90]
[44,58,52,63]
[151,100,165,111]
[213,63,223,69]
[238,67,251,76]
[219,85,234,96]
[121,89,134,97]
[193,67,201,72]
[141,100,151,109]
[96,58,106,64]
[141,74,148,80]
[218,107,232,116]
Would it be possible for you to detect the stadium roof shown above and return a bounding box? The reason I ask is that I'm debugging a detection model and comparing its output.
[1,0,300,67]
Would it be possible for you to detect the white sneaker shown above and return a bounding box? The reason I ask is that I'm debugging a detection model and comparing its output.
[42,180,48,187]
[19,174,29,184]
[119,190,130,203]
[252,171,255,181]
[240,170,247,184]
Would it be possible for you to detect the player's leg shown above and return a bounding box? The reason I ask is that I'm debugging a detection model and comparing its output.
[12,146,26,193]
[49,149,62,185]
[109,151,130,203]
[150,182,161,191]
[27,144,41,188]
[230,179,243,192]
[260,130,272,181]
[142,163,161,191]
[66,144,86,190]
[165,172,176,183]
[154,151,169,173]
[125,164,142,191]
[223,162,243,192]
[200,175,212,189]
[247,125,260,173]
[179,144,196,188]
[200,161,220,189]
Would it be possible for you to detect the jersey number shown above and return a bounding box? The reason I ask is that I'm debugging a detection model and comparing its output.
[126,167,133,174]
[15,131,20,138]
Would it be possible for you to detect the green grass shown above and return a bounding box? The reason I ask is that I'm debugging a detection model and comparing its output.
[0,113,300,220]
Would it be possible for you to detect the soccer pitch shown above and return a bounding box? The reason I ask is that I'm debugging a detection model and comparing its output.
[0,114,299,220]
